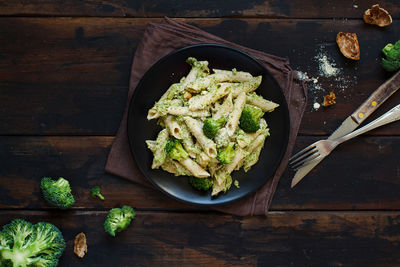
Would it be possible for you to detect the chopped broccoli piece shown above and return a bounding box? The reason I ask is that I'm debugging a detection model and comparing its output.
[40,177,75,209]
[165,139,188,161]
[381,40,400,72]
[234,180,240,188]
[188,176,213,191]
[90,186,105,201]
[203,117,226,139]
[217,142,236,164]
[239,105,264,133]
[186,57,209,73]
[0,219,66,267]
[104,205,136,237]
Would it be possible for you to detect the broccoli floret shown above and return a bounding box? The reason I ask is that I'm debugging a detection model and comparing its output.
[0,219,66,267]
[217,142,236,164]
[104,205,136,237]
[381,40,400,72]
[203,117,226,139]
[239,105,264,133]
[165,139,188,161]
[90,186,105,201]
[40,177,75,209]
[188,176,213,191]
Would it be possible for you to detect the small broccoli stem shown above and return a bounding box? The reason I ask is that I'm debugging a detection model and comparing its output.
[2,248,29,267]
[55,178,68,188]
[97,193,105,201]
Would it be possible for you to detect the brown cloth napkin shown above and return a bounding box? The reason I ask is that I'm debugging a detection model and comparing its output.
[105,18,307,216]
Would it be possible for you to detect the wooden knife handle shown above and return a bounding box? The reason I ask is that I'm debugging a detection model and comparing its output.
[351,70,400,124]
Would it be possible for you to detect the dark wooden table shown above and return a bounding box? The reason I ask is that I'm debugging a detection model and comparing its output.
[1,1,400,266]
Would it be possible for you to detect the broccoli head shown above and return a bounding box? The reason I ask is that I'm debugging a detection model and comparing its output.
[165,139,188,161]
[188,176,213,191]
[239,105,264,133]
[0,219,66,267]
[203,117,226,139]
[381,40,400,71]
[90,186,105,201]
[104,205,136,237]
[217,142,236,164]
[40,177,75,209]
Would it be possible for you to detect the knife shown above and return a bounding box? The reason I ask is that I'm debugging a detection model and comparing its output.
[291,70,400,188]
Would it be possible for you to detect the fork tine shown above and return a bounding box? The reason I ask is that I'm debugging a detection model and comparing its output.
[292,153,320,171]
[289,143,317,162]
[289,147,318,166]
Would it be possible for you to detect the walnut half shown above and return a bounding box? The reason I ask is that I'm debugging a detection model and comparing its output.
[74,232,87,258]
[323,92,336,107]
[364,4,392,27]
[336,32,360,60]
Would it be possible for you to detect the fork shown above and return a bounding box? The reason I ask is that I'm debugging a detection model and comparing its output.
[290,104,400,171]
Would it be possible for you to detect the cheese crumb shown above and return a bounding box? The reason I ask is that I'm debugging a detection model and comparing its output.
[315,54,340,77]
[313,102,321,110]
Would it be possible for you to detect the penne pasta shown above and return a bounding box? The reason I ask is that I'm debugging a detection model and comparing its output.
[246,92,279,112]
[180,157,210,178]
[186,69,252,93]
[174,120,198,158]
[162,157,192,176]
[246,132,268,154]
[188,83,231,111]
[231,76,262,97]
[212,69,254,82]
[167,106,210,117]
[196,151,211,169]
[243,145,263,172]
[149,129,169,169]
[183,116,217,158]
[213,93,233,120]
[164,115,182,140]
[226,92,246,136]
[243,131,269,172]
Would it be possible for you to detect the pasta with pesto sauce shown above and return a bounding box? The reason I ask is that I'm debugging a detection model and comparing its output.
[146,57,279,196]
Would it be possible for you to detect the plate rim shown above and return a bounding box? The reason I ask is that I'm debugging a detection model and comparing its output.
[127,43,290,207]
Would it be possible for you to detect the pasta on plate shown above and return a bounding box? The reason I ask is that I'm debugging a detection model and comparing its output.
[146,57,279,196]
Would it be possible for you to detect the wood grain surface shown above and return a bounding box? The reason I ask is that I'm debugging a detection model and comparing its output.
[1,136,399,211]
[0,0,399,18]
[1,211,400,266]
[1,1,399,266]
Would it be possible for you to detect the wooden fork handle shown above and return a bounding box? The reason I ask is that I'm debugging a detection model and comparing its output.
[351,70,400,124]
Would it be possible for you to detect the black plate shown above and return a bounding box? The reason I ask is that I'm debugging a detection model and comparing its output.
[127,44,290,206]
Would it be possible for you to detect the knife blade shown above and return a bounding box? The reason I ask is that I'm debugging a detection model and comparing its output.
[291,70,400,188]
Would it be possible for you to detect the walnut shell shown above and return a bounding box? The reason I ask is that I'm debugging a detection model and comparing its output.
[364,4,392,27]
[336,32,360,60]
[323,92,336,107]
[74,232,87,258]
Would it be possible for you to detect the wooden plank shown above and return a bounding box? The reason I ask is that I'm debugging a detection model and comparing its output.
[1,136,399,211]
[0,210,399,266]
[0,0,399,19]
[0,136,197,211]
[0,18,399,135]
[273,136,400,210]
